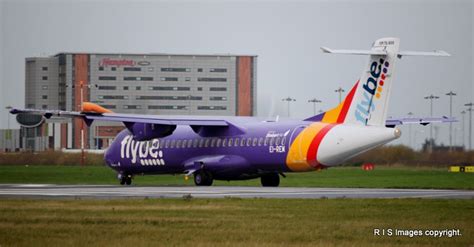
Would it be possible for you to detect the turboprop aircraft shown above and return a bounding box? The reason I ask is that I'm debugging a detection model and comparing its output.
[11,37,453,186]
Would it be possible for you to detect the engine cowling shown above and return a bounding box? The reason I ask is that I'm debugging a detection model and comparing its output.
[126,123,176,141]
[16,113,45,128]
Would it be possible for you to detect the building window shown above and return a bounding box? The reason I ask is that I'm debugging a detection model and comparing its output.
[42,95,48,99]
[210,68,227,73]
[124,76,153,81]
[160,77,178,82]
[209,96,227,101]
[100,105,117,109]
[209,87,227,91]
[42,105,48,109]
[198,68,203,72]
[98,86,116,90]
[197,106,227,110]
[42,76,48,80]
[99,95,128,100]
[137,95,201,100]
[136,86,141,90]
[42,85,48,90]
[98,76,116,81]
[42,67,48,71]
[197,87,202,91]
[123,105,141,109]
[161,68,191,72]
[198,77,227,82]
[185,77,191,81]
[123,86,129,90]
[148,86,190,91]
[148,105,187,110]
[99,66,104,71]
[124,67,141,71]
[111,67,117,71]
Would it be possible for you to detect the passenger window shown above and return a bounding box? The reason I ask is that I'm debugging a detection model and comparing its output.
[234,138,239,147]
[216,138,222,147]
[182,139,187,148]
[211,138,216,147]
[165,139,170,148]
[228,138,233,147]
[269,137,275,146]
[246,137,251,147]
[252,138,257,146]
[199,139,204,148]
[171,139,176,148]
[205,138,210,147]
[176,139,182,148]
[258,137,264,146]
[264,137,269,146]
[222,138,227,147]
[187,139,192,148]
[240,138,245,146]
[275,137,281,146]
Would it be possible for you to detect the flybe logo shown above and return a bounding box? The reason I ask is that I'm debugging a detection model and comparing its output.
[354,58,390,124]
[120,135,165,166]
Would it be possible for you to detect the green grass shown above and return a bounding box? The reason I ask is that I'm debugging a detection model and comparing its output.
[0,198,472,246]
[0,165,473,189]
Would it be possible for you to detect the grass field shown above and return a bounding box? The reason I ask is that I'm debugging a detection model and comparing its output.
[0,165,472,189]
[0,198,472,246]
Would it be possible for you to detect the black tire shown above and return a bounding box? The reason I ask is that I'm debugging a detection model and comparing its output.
[194,171,213,186]
[119,176,126,185]
[125,176,132,185]
[261,173,280,187]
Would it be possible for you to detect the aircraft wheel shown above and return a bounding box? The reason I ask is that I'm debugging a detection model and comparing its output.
[261,173,280,187]
[125,176,132,185]
[194,171,213,186]
[119,175,126,185]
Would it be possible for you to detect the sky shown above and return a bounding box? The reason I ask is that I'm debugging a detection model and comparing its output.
[0,0,473,150]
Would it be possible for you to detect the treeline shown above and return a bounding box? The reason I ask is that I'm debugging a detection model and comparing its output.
[348,145,474,167]
[0,145,473,167]
[0,151,105,166]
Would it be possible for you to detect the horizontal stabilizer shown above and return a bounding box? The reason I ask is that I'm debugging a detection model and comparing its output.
[397,50,450,58]
[385,116,456,128]
[320,47,387,56]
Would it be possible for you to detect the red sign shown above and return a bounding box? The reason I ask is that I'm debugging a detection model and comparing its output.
[99,58,135,67]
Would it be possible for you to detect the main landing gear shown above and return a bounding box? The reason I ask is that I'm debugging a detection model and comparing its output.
[119,174,132,185]
[194,170,213,186]
[260,173,280,187]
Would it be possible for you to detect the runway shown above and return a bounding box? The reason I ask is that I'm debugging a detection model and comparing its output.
[0,184,472,199]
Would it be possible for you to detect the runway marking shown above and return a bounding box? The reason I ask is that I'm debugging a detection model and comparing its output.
[0,185,472,199]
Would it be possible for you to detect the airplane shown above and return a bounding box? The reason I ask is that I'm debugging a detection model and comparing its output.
[11,37,454,186]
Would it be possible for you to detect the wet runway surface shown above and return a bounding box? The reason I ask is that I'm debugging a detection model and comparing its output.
[0,184,473,199]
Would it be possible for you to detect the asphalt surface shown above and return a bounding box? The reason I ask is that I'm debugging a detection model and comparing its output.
[0,184,472,199]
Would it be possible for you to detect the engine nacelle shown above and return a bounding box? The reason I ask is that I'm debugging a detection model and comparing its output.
[16,113,45,128]
[126,123,176,141]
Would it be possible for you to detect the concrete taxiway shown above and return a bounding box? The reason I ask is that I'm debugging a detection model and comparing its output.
[0,184,472,199]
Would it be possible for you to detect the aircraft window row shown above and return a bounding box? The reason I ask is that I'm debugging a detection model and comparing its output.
[159,136,287,149]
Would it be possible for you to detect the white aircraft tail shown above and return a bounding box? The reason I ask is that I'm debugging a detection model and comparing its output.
[306,37,449,126]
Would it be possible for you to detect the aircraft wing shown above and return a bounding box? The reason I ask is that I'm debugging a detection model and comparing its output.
[385,116,456,128]
[10,108,229,127]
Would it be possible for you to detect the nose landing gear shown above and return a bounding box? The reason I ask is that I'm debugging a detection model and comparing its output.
[119,174,132,185]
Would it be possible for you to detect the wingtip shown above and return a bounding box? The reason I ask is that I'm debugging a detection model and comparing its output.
[320,46,331,53]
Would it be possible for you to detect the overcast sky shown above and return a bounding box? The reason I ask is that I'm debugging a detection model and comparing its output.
[0,0,473,149]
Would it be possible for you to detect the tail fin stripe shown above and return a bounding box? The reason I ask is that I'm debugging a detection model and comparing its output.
[336,81,359,123]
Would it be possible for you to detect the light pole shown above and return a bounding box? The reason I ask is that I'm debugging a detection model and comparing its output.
[5,106,12,152]
[282,97,296,118]
[407,112,413,148]
[424,94,439,152]
[461,110,466,148]
[335,87,345,104]
[465,102,473,150]
[307,98,322,115]
[414,130,425,151]
[445,91,456,151]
